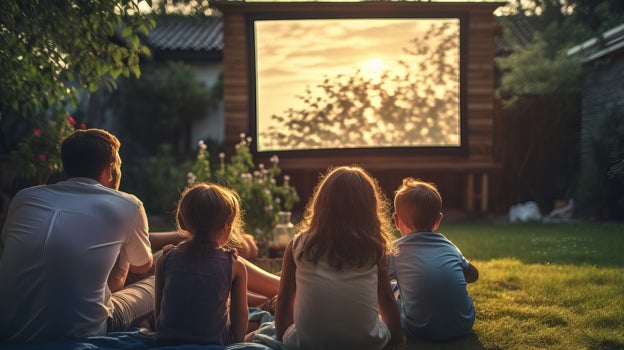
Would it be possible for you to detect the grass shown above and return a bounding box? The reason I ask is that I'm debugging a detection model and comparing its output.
[401,221,624,350]
[1,221,622,349]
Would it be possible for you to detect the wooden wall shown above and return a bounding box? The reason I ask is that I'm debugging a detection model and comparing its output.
[215,1,504,213]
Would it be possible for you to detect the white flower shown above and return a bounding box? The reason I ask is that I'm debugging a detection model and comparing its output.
[219,152,225,159]
[246,136,252,143]
[187,172,197,185]
[275,197,282,204]
[240,133,246,139]
[258,163,265,170]
[198,140,207,150]
[270,155,279,164]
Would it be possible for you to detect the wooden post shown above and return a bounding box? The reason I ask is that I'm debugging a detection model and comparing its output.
[465,173,475,212]
[480,172,489,212]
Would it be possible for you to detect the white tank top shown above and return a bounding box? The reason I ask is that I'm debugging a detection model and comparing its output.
[284,236,390,350]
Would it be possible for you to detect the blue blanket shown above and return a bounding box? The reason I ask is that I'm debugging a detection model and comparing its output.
[0,309,281,350]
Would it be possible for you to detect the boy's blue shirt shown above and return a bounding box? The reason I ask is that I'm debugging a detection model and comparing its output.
[388,231,475,340]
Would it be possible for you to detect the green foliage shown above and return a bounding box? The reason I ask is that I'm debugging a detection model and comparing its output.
[117,61,218,156]
[496,35,583,96]
[151,0,212,16]
[0,0,155,119]
[10,113,84,184]
[121,143,187,218]
[188,135,299,244]
[575,107,624,219]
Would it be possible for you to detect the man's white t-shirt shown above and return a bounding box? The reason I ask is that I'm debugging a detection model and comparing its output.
[0,178,151,342]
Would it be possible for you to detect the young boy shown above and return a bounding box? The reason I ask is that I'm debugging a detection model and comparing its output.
[389,177,479,341]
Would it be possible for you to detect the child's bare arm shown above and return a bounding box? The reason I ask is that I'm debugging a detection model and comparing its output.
[464,262,479,283]
[275,240,297,340]
[377,256,404,346]
[154,254,166,320]
[230,258,249,342]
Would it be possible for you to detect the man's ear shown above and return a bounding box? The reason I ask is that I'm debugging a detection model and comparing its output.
[98,163,114,188]
[432,212,443,230]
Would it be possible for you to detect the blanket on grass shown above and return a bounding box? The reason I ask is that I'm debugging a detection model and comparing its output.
[0,309,283,350]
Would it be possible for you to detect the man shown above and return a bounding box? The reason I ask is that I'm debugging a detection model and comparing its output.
[0,129,176,343]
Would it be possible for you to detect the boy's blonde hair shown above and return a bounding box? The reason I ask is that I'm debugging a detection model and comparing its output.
[176,182,243,251]
[297,165,395,270]
[394,178,442,232]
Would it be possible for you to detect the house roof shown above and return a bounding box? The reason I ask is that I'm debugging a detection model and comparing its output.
[567,23,624,63]
[147,16,223,61]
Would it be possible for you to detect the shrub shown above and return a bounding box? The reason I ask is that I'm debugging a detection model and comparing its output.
[188,134,299,244]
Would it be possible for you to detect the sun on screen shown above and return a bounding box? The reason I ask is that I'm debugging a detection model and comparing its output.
[359,58,387,82]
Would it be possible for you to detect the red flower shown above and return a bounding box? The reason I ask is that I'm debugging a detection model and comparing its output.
[80,123,87,129]
[37,154,47,161]
[33,128,42,136]
[67,115,76,126]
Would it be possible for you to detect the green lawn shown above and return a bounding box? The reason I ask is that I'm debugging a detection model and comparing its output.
[402,221,624,350]
[1,221,622,349]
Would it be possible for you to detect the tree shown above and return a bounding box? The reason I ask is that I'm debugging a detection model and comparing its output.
[116,61,219,156]
[0,0,155,119]
[494,0,624,214]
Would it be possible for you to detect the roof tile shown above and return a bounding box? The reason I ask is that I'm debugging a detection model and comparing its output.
[148,16,223,52]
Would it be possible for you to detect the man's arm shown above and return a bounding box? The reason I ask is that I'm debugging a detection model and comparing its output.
[108,257,129,293]
[148,231,185,252]
[129,257,153,275]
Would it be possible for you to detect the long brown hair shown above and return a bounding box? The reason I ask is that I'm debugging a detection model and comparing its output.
[176,182,244,251]
[297,165,395,270]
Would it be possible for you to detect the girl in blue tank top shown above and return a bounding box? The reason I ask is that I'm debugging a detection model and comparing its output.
[154,183,249,346]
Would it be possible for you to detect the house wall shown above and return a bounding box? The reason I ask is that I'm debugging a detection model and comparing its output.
[186,62,225,146]
[580,52,624,170]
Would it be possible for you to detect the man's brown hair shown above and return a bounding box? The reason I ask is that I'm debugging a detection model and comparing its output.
[61,129,120,179]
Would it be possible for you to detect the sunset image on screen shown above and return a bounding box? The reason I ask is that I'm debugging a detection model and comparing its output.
[253,18,461,152]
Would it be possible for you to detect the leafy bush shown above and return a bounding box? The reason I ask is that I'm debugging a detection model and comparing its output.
[116,61,219,157]
[188,134,299,244]
[10,113,86,184]
[121,144,188,221]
